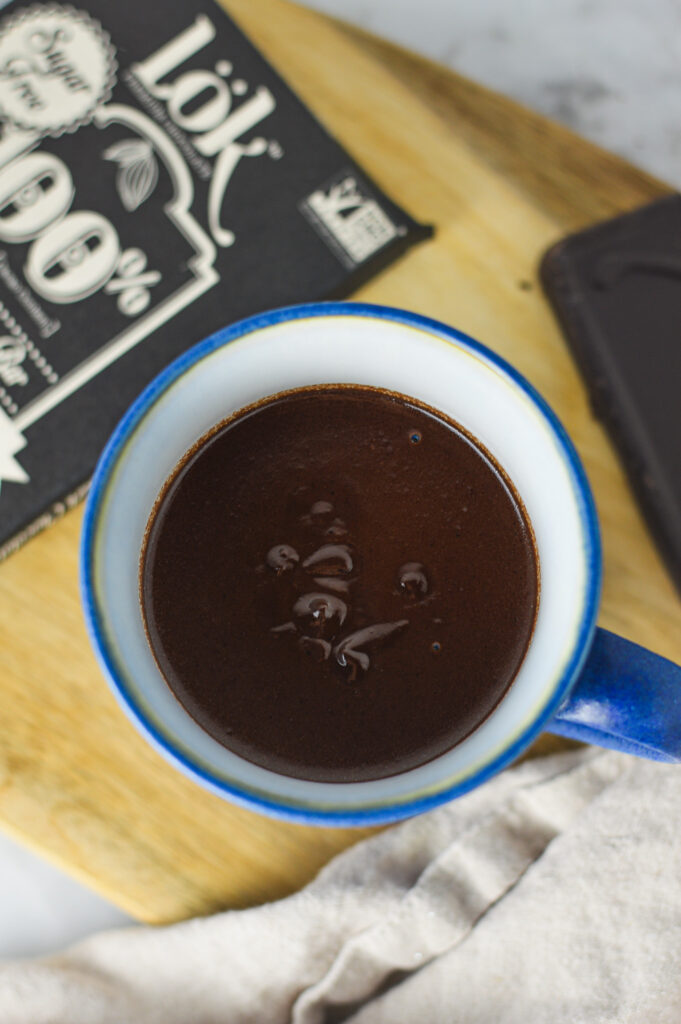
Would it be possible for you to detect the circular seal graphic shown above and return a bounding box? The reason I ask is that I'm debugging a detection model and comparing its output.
[0,4,117,135]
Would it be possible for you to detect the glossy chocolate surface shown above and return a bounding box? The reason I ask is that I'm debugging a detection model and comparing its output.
[141,386,538,782]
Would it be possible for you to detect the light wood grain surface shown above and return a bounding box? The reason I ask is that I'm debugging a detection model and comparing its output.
[0,0,675,924]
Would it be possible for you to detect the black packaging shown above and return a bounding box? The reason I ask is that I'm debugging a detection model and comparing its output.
[0,0,429,556]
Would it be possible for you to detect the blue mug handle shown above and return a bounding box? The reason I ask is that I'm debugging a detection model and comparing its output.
[547,628,681,762]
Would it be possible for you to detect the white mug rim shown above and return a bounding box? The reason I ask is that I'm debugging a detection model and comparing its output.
[80,302,601,825]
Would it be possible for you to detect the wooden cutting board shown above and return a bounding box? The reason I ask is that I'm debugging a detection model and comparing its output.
[0,0,675,925]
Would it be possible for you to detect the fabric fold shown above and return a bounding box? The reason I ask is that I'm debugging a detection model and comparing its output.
[6,748,675,1024]
[292,751,623,1023]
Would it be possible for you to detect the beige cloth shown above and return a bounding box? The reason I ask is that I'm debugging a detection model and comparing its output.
[2,748,680,1023]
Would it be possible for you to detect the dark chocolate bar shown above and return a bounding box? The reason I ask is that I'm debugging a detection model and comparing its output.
[541,194,681,595]
[0,0,430,559]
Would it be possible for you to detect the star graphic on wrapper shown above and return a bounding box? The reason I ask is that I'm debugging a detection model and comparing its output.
[0,407,28,490]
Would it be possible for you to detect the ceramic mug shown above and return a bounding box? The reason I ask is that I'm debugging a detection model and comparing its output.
[81,302,681,826]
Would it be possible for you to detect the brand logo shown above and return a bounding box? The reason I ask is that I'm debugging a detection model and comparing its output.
[130,15,279,249]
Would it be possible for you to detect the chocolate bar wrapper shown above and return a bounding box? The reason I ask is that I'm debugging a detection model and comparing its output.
[0,0,430,558]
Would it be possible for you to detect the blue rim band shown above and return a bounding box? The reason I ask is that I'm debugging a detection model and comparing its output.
[80,301,602,826]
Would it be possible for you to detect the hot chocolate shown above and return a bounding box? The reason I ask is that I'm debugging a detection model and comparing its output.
[140,385,539,782]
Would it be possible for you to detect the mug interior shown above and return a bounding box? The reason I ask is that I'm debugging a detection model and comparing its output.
[81,304,600,824]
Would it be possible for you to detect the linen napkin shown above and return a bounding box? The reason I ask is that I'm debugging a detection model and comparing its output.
[1,747,679,1023]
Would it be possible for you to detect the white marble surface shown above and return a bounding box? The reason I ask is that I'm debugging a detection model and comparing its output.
[1,0,677,963]
[308,0,681,188]
[0,832,131,960]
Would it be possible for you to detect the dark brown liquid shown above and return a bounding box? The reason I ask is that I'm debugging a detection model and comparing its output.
[141,386,538,782]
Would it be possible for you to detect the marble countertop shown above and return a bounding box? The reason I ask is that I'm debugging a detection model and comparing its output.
[309,0,681,189]
[1,0,677,962]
